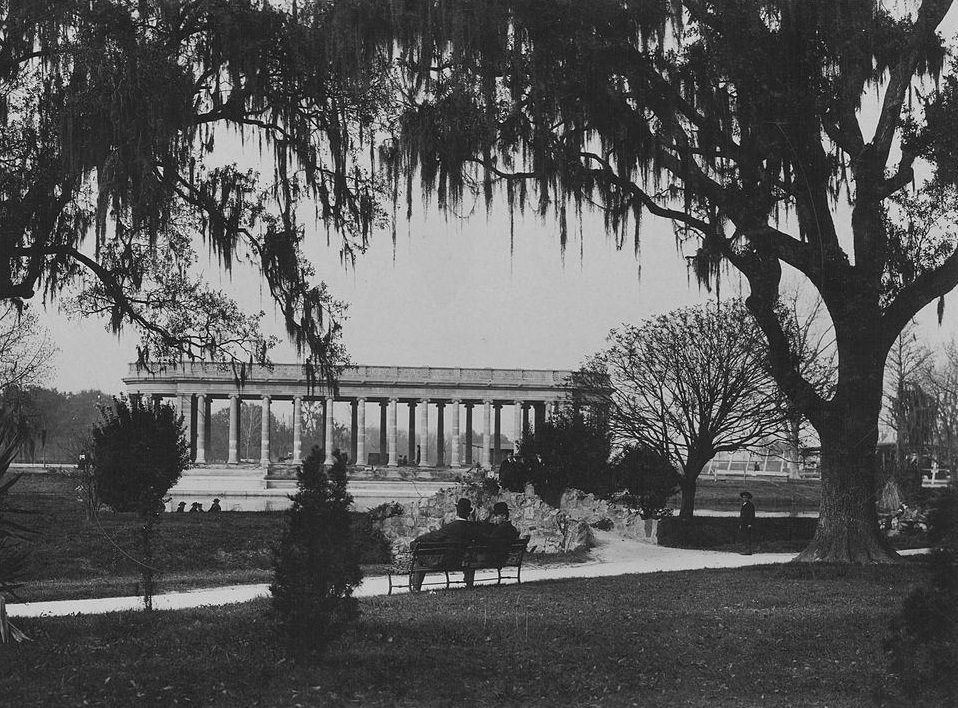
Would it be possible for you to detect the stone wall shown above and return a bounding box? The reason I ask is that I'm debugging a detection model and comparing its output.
[375,484,658,555]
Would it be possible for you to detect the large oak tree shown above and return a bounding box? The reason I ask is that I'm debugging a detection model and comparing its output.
[352,0,958,561]
[0,1,384,381]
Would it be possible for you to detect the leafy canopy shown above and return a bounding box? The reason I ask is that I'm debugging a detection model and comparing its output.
[1,1,387,378]
[365,0,958,428]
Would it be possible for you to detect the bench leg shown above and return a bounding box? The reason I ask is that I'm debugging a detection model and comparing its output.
[388,573,394,596]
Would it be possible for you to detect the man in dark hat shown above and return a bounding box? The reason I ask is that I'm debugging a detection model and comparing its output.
[409,498,481,591]
[208,498,222,513]
[485,502,520,544]
[739,491,755,554]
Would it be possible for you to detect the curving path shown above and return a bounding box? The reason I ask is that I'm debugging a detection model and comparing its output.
[6,532,804,619]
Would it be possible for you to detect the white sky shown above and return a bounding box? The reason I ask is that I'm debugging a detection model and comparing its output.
[33,4,958,394]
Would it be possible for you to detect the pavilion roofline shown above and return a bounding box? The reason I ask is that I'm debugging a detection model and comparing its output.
[122,362,583,403]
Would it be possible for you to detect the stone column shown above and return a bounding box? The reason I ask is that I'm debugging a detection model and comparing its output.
[324,397,335,465]
[204,396,212,462]
[151,394,163,411]
[379,401,388,463]
[493,403,502,467]
[418,399,430,466]
[387,398,398,466]
[195,394,207,464]
[481,400,492,468]
[179,394,194,461]
[449,400,461,467]
[356,398,366,465]
[465,403,473,465]
[408,401,417,463]
[513,401,523,449]
[228,394,239,464]
[350,399,359,464]
[260,395,271,467]
[292,396,303,463]
[436,402,445,467]
[534,402,546,431]
[522,403,531,438]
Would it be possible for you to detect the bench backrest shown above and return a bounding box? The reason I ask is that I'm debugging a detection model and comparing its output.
[412,537,529,571]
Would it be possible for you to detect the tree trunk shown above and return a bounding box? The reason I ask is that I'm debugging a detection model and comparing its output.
[795,341,899,563]
[678,459,706,519]
[140,517,155,611]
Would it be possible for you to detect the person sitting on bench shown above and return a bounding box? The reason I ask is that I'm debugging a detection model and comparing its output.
[409,497,480,592]
[484,502,520,543]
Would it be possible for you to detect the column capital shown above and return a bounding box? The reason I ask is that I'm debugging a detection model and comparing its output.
[229,392,240,400]
[357,396,366,403]
[261,394,271,402]
[420,397,430,404]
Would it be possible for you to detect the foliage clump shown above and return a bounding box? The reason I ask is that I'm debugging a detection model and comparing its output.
[883,487,958,705]
[608,445,680,519]
[93,397,187,515]
[271,447,362,653]
[515,410,612,507]
[92,396,188,609]
[0,404,32,602]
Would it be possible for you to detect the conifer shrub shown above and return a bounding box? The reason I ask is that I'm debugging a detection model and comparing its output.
[271,447,362,653]
[92,396,188,610]
[882,487,958,705]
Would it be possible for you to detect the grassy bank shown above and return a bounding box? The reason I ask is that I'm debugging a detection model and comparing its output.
[7,471,585,602]
[666,477,822,513]
[1,562,928,706]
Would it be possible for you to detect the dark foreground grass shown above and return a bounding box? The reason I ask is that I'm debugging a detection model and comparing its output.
[2,562,928,707]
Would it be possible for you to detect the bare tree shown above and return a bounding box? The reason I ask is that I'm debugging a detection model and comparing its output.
[924,339,958,477]
[591,300,784,518]
[775,285,837,477]
[884,321,937,497]
[0,304,56,392]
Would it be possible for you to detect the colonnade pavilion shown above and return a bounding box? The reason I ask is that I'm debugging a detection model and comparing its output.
[123,363,578,471]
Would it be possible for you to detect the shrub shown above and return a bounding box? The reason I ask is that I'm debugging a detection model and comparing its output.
[271,447,362,653]
[93,397,187,516]
[517,411,612,506]
[0,406,31,599]
[92,396,189,609]
[882,487,958,706]
[608,445,680,518]
[658,516,817,550]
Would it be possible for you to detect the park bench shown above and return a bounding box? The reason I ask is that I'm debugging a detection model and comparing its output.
[387,537,530,595]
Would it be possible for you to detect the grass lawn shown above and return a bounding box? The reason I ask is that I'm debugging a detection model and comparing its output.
[668,477,823,513]
[6,471,588,602]
[1,562,929,706]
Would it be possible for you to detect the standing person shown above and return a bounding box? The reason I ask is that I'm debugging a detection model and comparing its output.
[739,491,755,554]
[409,498,480,591]
[174,501,186,512]
[498,453,521,492]
[208,498,222,513]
